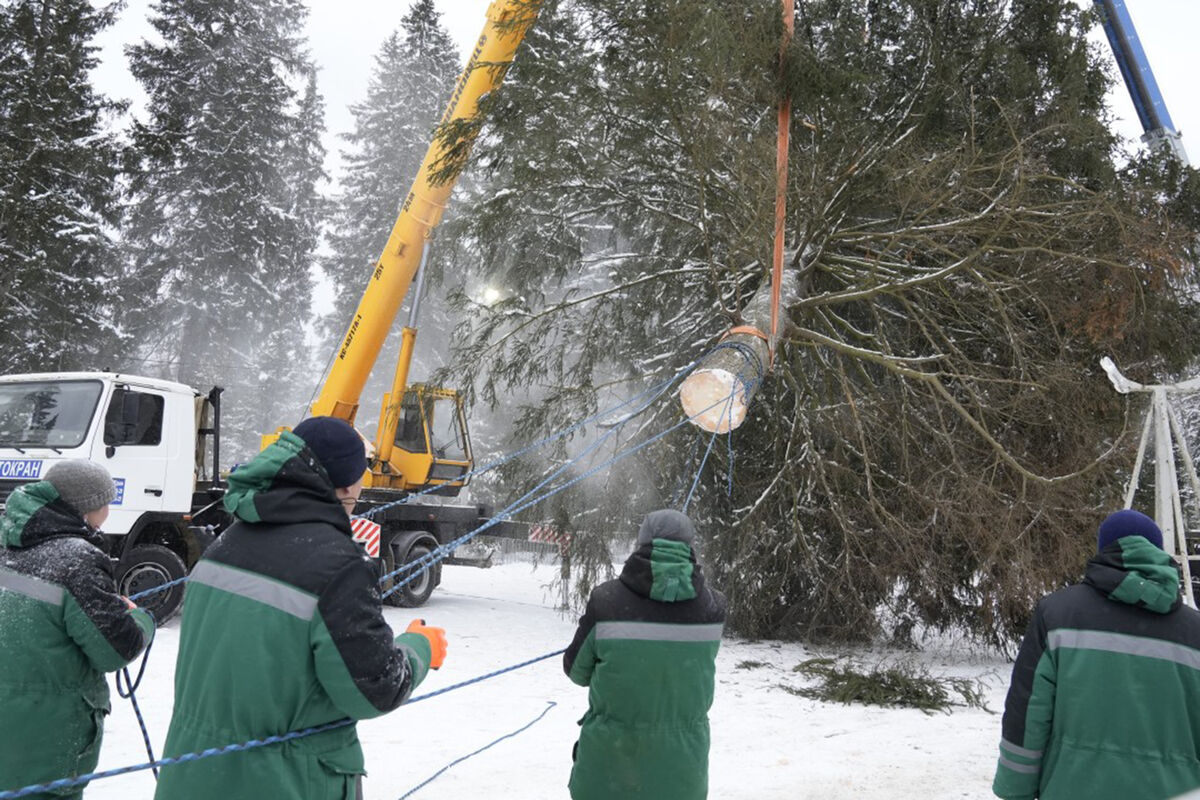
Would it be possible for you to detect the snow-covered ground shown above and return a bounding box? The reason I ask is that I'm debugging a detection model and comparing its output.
[83,562,1012,799]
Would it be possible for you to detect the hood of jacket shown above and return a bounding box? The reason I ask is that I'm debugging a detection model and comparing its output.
[619,537,704,602]
[223,430,353,534]
[1084,535,1182,614]
[0,479,102,549]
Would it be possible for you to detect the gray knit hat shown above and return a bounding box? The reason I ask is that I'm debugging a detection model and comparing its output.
[44,460,117,515]
[636,509,697,547]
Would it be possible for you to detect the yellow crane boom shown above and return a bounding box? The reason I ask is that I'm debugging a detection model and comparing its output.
[307,0,543,491]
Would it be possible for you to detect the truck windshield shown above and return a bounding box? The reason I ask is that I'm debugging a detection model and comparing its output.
[0,381,103,449]
[427,395,468,461]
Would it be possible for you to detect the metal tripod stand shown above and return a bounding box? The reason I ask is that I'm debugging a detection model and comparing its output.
[1103,357,1200,607]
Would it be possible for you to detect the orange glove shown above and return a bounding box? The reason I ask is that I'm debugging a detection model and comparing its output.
[406,619,447,670]
[120,595,137,610]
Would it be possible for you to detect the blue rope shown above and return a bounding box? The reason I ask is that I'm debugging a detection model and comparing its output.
[360,358,701,521]
[406,649,564,705]
[722,385,736,499]
[379,386,742,599]
[681,388,736,513]
[682,430,721,514]
[377,418,625,597]
[128,575,188,603]
[0,718,355,799]
[115,633,158,778]
[122,356,706,603]
[670,431,704,507]
[397,701,557,799]
[0,649,566,800]
[380,385,748,596]
[727,427,735,498]
[122,342,750,602]
[129,386,722,606]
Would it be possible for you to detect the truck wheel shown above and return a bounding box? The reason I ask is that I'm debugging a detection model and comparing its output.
[385,541,439,608]
[118,544,186,625]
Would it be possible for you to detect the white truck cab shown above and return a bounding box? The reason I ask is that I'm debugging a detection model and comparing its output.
[0,372,226,621]
[0,372,516,616]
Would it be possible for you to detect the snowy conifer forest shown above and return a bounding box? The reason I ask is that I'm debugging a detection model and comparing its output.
[4,0,1200,651]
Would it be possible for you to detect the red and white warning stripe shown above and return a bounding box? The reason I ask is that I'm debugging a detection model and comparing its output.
[528,523,571,553]
[350,516,382,558]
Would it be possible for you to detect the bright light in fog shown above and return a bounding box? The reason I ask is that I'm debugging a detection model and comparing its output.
[481,287,502,305]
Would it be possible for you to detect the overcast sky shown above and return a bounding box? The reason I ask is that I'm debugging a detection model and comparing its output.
[91,0,494,175]
[90,1,1200,173]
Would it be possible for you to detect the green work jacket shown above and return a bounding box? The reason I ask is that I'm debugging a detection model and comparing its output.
[0,481,154,799]
[154,431,431,800]
[564,519,726,800]
[994,536,1200,799]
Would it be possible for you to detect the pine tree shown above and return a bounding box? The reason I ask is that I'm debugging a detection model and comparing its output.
[0,0,125,372]
[253,69,328,437]
[123,0,325,455]
[444,0,1200,642]
[320,0,460,438]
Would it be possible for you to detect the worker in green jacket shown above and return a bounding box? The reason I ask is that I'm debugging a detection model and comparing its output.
[563,509,726,800]
[993,509,1200,800]
[154,416,447,800]
[0,460,155,799]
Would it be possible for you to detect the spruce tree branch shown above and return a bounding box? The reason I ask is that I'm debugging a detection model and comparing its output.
[463,265,708,361]
[791,327,1120,485]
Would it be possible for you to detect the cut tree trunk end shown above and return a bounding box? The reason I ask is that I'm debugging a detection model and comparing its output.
[679,366,751,433]
[679,269,796,433]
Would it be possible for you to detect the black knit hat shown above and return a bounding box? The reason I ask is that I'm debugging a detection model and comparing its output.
[292,417,367,489]
[44,460,117,515]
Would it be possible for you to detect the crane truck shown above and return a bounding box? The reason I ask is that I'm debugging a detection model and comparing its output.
[0,0,545,622]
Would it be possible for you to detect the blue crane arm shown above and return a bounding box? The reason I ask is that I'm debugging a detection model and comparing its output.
[1093,0,1189,164]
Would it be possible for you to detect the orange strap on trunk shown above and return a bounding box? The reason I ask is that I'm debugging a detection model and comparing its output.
[769,0,795,368]
[722,325,773,364]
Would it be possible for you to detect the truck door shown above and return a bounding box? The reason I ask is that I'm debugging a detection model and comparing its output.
[91,385,169,535]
